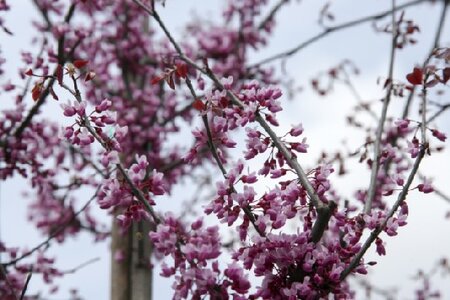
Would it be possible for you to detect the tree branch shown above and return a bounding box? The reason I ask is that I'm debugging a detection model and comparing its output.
[4,188,99,267]
[12,3,77,140]
[341,146,427,280]
[134,1,334,243]
[401,0,449,119]
[365,0,399,213]
[257,0,290,30]
[249,0,427,69]
[19,270,32,300]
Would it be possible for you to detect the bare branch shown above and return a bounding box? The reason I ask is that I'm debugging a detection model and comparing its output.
[4,188,99,267]
[63,257,100,274]
[427,102,450,124]
[401,0,449,119]
[258,0,290,30]
[365,0,399,213]
[249,0,427,69]
[19,270,32,300]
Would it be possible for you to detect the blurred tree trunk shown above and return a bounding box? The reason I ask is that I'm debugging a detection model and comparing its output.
[110,9,153,300]
[111,218,153,300]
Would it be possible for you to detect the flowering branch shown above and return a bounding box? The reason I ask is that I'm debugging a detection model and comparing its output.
[341,145,427,280]
[136,2,336,243]
[59,80,161,225]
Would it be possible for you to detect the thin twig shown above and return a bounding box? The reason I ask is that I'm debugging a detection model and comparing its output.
[401,0,449,119]
[68,144,107,178]
[427,102,450,124]
[249,0,426,69]
[417,172,450,203]
[32,0,52,30]
[19,270,33,300]
[4,188,99,267]
[258,0,290,30]
[364,0,399,213]
[63,257,100,274]
[421,85,428,144]
[432,188,450,203]
[12,3,77,139]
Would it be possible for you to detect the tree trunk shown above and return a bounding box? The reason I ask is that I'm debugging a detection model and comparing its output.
[111,215,153,300]
[110,9,153,300]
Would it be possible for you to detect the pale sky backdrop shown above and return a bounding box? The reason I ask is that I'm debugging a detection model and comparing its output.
[1,0,450,299]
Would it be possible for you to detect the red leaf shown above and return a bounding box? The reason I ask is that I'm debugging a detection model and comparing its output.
[443,67,450,84]
[73,59,89,69]
[192,99,206,111]
[406,67,423,85]
[56,64,63,85]
[151,75,162,85]
[31,85,41,101]
[175,63,188,79]
[25,69,33,76]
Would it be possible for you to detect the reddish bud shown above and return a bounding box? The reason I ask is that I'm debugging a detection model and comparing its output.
[406,67,423,85]
[25,69,33,76]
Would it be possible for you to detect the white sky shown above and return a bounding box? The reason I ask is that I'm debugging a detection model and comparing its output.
[1,0,450,299]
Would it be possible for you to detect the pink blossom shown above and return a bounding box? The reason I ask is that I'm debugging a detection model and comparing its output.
[431,129,446,142]
[418,179,434,194]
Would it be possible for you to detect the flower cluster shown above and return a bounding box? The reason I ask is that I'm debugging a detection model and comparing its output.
[150,215,251,299]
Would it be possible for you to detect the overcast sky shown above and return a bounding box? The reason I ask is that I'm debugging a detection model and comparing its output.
[1,0,450,299]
